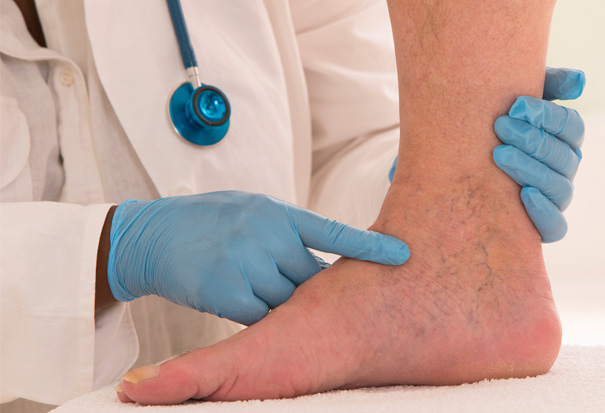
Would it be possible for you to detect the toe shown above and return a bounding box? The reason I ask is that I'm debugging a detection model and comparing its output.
[115,383,134,403]
[119,349,224,405]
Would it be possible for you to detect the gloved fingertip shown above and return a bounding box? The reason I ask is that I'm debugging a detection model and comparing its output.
[541,232,565,244]
[523,185,542,195]
[520,187,568,243]
[399,243,411,265]
[225,299,270,326]
[493,116,510,140]
[508,96,527,119]
[380,235,410,265]
[237,312,266,327]
[540,217,567,243]
[493,144,508,156]
[492,145,515,169]
[545,68,586,101]
[388,156,398,183]
[563,69,586,100]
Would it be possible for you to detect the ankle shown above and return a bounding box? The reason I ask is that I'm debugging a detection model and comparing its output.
[369,172,561,380]
[375,174,539,247]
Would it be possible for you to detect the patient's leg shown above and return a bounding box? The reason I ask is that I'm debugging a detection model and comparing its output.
[117,0,561,403]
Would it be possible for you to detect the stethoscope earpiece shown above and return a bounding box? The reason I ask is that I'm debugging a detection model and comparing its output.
[169,82,230,146]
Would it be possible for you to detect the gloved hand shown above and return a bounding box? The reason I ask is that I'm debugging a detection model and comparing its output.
[493,67,585,242]
[388,67,586,243]
[107,191,410,325]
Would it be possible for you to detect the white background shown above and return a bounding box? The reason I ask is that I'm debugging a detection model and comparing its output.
[544,0,605,345]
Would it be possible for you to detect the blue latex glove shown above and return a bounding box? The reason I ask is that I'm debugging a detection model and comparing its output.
[493,67,585,242]
[107,191,410,325]
[388,67,585,243]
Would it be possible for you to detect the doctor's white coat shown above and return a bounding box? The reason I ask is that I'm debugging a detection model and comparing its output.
[0,0,400,408]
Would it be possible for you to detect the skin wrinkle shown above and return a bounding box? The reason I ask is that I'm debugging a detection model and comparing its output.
[377,261,446,330]
[405,264,461,327]
[216,357,241,400]
[427,286,456,319]
[284,330,318,396]
[328,279,387,385]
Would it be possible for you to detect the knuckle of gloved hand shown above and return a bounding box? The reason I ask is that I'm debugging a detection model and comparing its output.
[247,193,266,208]
[573,110,586,137]
[554,189,572,211]
[574,147,583,161]
[563,180,574,202]
[250,194,284,217]
[231,195,271,228]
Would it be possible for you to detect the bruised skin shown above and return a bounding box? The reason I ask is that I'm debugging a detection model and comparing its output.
[118,172,561,403]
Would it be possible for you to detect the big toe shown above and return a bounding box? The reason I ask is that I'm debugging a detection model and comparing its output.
[118,348,224,405]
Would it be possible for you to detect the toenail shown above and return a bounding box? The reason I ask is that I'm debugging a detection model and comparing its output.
[121,365,160,384]
[114,383,123,393]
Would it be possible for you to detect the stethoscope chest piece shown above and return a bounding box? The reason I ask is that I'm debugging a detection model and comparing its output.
[169,82,231,146]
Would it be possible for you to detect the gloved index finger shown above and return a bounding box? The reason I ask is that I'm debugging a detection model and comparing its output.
[288,207,410,265]
[509,96,585,149]
[543,67,585,101]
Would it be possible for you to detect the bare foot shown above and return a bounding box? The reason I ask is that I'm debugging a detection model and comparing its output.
[117,168,562,403]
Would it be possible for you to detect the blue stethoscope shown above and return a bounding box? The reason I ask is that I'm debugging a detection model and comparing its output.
[167,0,230,146]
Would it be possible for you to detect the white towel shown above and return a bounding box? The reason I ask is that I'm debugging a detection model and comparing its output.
[51,345,605,413]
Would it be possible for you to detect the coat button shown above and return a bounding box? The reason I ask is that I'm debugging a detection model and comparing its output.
[59,69,74,86]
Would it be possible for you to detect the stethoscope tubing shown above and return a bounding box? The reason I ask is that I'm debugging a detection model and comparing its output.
[166,0,197,70]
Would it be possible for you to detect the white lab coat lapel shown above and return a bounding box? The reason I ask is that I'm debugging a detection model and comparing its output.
[83,0,297,202]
